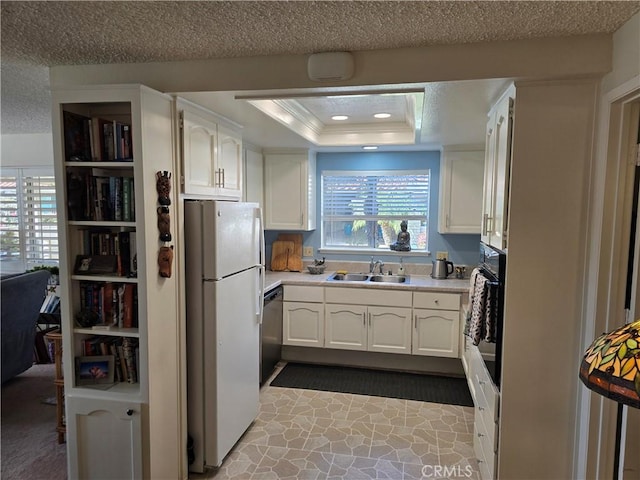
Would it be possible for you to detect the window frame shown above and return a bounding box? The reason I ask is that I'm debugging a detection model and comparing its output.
[320,169,431,255]
[0,166,59,273]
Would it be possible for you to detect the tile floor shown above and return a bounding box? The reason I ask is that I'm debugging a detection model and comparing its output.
[191,363,479,479]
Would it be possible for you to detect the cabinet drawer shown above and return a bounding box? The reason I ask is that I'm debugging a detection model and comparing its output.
[413,291,460,310]
[474,411,496,479]
[325,287,412,307]
[283,285,324,303]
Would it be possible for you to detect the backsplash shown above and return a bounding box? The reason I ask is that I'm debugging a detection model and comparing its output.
[301,259,474,278]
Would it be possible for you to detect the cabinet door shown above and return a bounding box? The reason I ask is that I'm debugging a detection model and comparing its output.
[264,152,315,230]
[412,309,460,358]
[491,94,514,250]
[66,396,143,479]
[367,306,412,354]
[218,125,243,199]
[482,90,514,250]
[325,304,367,351]
[244,147,264,208]
[481,111,497,246]
[182,110,218,196]
[439,149,484,234]
[283,301,324,347]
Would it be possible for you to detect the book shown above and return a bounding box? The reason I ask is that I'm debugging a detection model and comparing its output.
[110,342,123,382]
[122,338,137,384]
[122,284,135,328]
[122,177,132,222]
[129,232,137,275]
[103,121,115,161]
[63,111,91,162]
[116,344,128,382]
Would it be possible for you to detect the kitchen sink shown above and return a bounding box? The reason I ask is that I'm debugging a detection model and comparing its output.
[368,275,409,283]
[327,272,410,284]
[328,273,370,281]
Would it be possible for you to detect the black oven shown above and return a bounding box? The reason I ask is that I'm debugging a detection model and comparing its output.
[477,242,506,389]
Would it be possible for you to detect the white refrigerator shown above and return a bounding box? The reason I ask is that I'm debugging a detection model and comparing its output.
[184,200,264,472]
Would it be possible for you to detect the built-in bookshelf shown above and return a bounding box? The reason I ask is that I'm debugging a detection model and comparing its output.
[59,101,142,396]
[53,84,181,479]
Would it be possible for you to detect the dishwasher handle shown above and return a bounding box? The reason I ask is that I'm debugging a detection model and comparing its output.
[264,287,283,304]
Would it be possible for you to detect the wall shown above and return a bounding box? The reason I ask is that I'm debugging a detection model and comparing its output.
[582,11,640,480]
[265,150,481,269]
[499,78,599,480]
[1,133,54,167]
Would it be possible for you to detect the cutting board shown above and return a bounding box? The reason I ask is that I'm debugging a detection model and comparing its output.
[277,233,303,272]
[271,240,294,271]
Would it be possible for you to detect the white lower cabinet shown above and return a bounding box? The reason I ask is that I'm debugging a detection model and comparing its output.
[283,286,325,347]
[325,304,367,350]
[368,306,412,354]
[324,304,412,353]
[283,286,462,359]
[283,302,325,347]
[462,336,500,480]
[412,291,461,358]
[66,395,143,480]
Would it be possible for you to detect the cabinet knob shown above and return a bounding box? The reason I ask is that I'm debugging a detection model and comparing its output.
[477,432,484,438]
[126,409,134,416]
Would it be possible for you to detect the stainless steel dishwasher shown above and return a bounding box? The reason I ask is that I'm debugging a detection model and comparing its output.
[261,285,283,384]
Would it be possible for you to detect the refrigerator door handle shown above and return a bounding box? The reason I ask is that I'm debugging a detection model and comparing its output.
[257,265,265,325]
[255,206,265,325]
[257,206,265,268]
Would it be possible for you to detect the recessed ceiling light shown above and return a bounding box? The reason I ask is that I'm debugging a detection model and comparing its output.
[374,113,391,119]
[331,115,349,121]
[362,146,378,150]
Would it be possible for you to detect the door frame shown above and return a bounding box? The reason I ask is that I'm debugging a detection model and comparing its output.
[578,75,640,479]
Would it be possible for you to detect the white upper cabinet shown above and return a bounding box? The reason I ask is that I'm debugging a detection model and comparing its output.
[264,150,316,230]
[482,85,515,250]
[178,98,243,201]
[243,145,264,209]
[438,146,485,234]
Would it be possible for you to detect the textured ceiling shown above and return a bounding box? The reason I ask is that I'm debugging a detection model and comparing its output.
[1,1,639,137]
[2,1,639,66]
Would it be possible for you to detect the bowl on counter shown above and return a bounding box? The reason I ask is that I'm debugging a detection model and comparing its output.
[307,264,326,275]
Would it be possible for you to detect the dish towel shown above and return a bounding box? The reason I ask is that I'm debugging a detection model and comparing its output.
[483,281,497,343]
[467,273,488,345]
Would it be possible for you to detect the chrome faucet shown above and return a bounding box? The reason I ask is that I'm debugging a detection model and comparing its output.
[370,257,384,274]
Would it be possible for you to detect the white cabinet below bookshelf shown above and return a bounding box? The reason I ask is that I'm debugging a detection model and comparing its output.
[66,395,143,479]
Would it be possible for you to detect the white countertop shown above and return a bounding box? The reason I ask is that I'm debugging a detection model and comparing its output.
[264,270,470,294]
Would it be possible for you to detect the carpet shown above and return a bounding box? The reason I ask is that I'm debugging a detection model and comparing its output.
[1,364,67,480]
[270,362,473,407]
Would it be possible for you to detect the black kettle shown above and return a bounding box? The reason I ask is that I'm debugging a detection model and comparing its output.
[431,258,454,279]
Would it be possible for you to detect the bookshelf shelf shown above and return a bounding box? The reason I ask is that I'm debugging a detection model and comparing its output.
[74,327,140,338]
[69,220,136,228]
[71,274,138,283]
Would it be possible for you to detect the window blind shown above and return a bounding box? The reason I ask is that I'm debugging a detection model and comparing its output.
[321,170,430,251]
[0,168,58,272]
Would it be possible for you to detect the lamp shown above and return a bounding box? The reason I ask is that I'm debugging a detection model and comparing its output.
[579,319,640,479]
[579,319,640,409]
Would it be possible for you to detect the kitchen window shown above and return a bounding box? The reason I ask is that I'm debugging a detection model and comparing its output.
[0,167,59,273]
[321,170,429,252]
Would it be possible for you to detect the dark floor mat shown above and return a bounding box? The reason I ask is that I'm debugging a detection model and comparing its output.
[270,362,473,407]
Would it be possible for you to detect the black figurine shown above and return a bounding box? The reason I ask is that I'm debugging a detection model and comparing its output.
[390,220,411,251]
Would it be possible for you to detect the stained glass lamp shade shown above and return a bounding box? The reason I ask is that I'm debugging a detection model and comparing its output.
[579,319,640,409]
